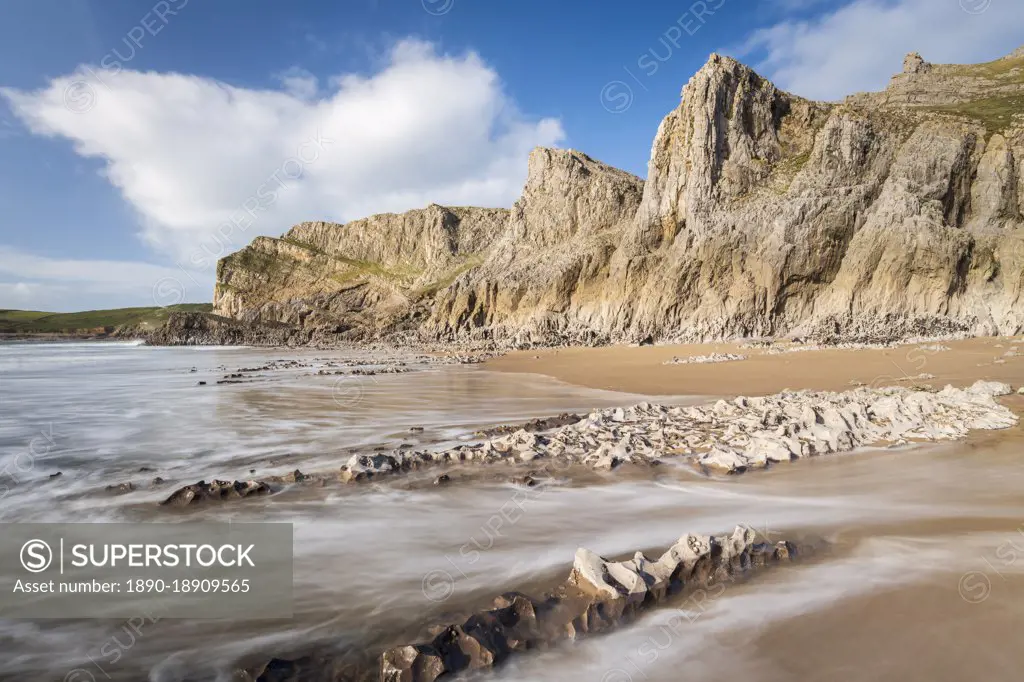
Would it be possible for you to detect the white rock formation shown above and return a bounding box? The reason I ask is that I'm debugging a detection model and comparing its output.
[664,353,747,365]
[570,526,764,601]
[337,380,1017,480]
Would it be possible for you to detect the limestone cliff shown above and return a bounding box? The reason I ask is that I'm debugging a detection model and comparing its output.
[213,48,1024,345]
[214,204,508,336]
[427,148,645,343]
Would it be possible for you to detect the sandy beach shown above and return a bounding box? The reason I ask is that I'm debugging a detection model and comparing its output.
[488,337,1024,397]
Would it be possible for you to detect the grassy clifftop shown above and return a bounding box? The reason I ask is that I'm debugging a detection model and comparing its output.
[0,304,212,336]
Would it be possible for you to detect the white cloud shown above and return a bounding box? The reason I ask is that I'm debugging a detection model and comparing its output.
[274,67,319,100]
[0,247,211,311]
[1,39,564,273]
[736,0,1024,100]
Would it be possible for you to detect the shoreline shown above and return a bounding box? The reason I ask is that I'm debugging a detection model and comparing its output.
[10,338,1024,681]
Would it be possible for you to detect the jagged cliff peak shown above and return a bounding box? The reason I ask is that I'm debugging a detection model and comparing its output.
[680,52,780,105]
[526,147,642,184]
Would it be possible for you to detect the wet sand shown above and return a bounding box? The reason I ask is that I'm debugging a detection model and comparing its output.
[487,337,1024,396]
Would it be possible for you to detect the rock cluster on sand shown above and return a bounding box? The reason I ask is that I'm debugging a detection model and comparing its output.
[156,381,1017,506]
[239,526,803,682]
[332,380,1016,481]
[663,353,746,365]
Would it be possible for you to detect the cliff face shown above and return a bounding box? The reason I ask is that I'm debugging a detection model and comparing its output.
[426,148,645,343]
[593,49,1024,342]
[214,204,508,335]
[214,48,1024,345]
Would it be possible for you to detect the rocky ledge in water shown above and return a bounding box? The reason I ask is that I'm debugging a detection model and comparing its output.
[154,381,1018,506]
[326,380,1016,481]
[160,479,272,507]
[348,378,1019,475]
[473,412,583,438]
[237,526,808,682]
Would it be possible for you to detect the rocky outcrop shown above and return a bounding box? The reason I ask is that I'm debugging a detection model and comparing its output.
[214,205,509,339]
[172,382,1017,496]
[210,47,1024,346]
[237,526,807,682]
[426,149,645,344]
[120,311,310,346]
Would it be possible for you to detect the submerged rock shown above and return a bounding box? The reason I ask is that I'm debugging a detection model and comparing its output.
[340,453,405,483]
[239,525,807,682]
[160,479,272,507]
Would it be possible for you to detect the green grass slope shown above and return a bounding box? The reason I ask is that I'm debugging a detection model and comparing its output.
[0,304,212,335]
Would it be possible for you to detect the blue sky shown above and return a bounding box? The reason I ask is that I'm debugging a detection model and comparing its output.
[0,0,1022,311]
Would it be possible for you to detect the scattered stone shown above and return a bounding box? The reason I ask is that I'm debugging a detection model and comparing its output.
[197,381,207,386]
[152,477,166,486]
[434,474,451,486]
[105,482,134,495]
[663,353,746,365]
[48,472,62,479]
